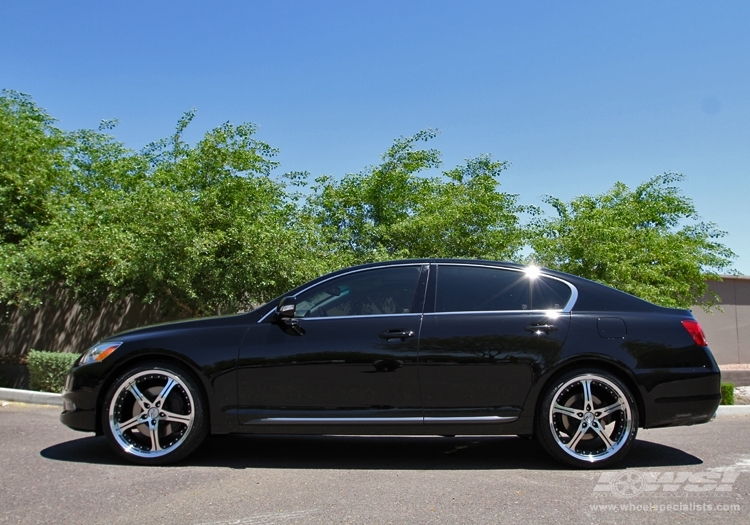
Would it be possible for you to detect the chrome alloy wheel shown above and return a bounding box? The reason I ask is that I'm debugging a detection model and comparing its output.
[108,369,195,459]
[548,373,633,463]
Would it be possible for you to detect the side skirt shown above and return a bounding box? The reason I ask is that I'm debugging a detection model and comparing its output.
[215,416,535,436]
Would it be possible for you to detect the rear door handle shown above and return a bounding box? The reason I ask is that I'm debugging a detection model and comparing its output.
[524,323,558,334]
[378,329,415,341]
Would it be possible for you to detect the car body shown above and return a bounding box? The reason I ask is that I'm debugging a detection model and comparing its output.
[60,259,721,467]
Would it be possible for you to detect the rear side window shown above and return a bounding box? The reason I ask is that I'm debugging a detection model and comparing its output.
[532,276,572,310]
[435,265,571,312]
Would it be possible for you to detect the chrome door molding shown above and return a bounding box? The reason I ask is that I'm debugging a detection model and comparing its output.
[244,415,519,425]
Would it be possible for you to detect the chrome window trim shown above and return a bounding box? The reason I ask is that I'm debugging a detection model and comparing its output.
[435,262,579,313]
[257,261,579,323]
[298,313,423,322]
[245,415,518,425]
[257,263,426,323]
[428,310,568,317]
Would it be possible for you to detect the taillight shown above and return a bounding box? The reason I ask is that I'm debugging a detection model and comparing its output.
[681,320,708,347]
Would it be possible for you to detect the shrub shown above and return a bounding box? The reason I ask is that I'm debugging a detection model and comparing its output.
[27,350,80,393]
[720,382,735,406]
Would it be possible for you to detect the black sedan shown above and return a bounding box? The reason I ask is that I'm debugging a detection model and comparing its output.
[60,259,721,468]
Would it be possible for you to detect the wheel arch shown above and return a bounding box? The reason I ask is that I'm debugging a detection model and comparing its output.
[526,357,646,432]
[94,351,211,435]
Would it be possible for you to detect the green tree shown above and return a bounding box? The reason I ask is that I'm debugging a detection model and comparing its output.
[0,90,69,245]
[0,91,71,309]
[528,173,735,308]
[307,130,529,264]
[2,91,737,318]
[4,110,330,316]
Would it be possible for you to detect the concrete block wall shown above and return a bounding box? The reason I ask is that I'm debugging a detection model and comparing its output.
[0,286,179,357]
[692,276,750,365]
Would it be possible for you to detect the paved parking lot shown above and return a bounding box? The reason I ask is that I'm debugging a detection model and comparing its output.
[1,402,748,524]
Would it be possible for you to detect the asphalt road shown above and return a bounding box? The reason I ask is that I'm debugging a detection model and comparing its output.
[1,403,748,525]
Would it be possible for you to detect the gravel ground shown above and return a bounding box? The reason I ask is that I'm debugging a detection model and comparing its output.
[734,386,750,405]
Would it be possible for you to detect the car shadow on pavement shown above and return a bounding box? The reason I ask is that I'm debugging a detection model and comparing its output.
[40,434,703,470]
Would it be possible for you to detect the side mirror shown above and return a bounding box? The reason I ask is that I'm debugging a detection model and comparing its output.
[275,296,305,336]
[276,296,297,320]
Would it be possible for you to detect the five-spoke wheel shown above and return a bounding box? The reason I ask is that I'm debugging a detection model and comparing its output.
[102,362,208,465]
[537,369,638,468]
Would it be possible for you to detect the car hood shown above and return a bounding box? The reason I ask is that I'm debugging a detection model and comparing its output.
[101,312,252,342]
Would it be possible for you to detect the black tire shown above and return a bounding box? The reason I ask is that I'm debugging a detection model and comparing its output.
[537,368,639,469]
[102,361,209,465]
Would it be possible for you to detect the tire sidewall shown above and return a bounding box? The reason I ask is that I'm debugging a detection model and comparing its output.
[537,367,639,469]
[102,361,208,466]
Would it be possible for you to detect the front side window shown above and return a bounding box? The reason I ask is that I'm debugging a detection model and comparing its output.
[435,265,571,312]
[295,266,422,318]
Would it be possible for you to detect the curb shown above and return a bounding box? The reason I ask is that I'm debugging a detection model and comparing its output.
[716,405,750,416]
[0,387,63,406]
[1,387,750,415]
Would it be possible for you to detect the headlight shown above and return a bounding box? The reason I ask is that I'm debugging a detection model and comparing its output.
[80,342,122,365]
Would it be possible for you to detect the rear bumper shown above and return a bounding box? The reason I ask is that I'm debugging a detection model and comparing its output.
[637,366,721,428]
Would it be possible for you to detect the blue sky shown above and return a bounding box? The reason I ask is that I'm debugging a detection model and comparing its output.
[2,1,749,273]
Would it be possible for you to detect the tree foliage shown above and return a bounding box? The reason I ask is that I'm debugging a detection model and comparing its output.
[0,90,69,245]
[1,100,329,316]
[528,173,735,308]
[0,91,738,317]
[307,130,529,264]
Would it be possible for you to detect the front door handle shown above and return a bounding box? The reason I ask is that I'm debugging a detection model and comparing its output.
[378,329,415,341]
[524,323,558,334]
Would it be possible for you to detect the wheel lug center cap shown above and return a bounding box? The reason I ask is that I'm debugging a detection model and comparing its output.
[584,412,595,424]
[148,407,160,419]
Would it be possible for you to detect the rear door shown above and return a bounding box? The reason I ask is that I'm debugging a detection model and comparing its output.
[418,263,573,421]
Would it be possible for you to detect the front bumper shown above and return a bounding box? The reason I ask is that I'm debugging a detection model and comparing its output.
[59,362,108,433]
[60,390,97,432]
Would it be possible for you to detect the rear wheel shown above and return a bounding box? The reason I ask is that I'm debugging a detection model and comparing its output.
[102,362,208,465]
[537,369,638,468]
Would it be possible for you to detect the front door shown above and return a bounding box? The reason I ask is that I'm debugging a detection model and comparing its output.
[236,264,428,425]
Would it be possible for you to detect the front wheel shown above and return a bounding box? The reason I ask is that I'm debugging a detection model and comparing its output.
[537,369,639,468]
[102,362,208,465]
